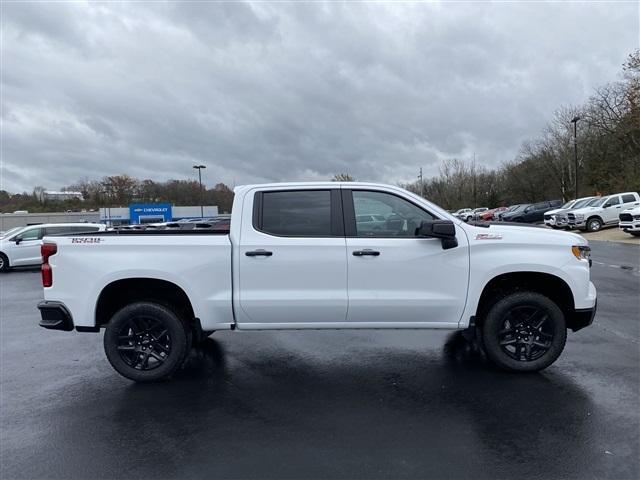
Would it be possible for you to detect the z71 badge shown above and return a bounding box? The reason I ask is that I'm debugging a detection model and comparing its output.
[475,233,503,240]
[71,237,104,244]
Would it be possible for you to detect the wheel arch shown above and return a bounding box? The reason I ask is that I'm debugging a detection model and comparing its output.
[95,278,200,334]
[474,272,578,330]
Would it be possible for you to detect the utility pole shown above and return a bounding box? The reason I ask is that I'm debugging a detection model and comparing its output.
[418,167,425,197]
[571,116,580,199]
[472,153,477,209]
[193,164,206,218]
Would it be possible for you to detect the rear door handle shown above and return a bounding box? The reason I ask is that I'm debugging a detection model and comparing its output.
[352,249,380,257]
[245,249,273,257]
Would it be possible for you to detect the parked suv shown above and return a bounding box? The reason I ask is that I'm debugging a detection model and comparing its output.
[619,206,640,237]
[0,223,105,272]
[544,197,597,229]
[502,200,562,223]
[567,192,640,231]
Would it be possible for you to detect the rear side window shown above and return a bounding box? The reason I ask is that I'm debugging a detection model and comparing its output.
[45,226,70,235]
[259,190,333,237]
[71,226,100,233]
[621,194,637,203]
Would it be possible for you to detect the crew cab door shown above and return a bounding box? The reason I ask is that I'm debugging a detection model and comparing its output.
[236,188,348,327]
[343,188,469,327]
[9,227,44,266]
[602,195,622,223]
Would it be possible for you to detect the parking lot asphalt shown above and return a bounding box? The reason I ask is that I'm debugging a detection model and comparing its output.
[1,241,638,480]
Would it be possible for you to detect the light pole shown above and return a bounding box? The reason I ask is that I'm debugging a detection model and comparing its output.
[193,165,206,218]
[571,116,580,199]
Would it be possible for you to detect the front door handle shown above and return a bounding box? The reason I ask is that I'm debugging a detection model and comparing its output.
[352,249,380,257]
[245,249,273,257]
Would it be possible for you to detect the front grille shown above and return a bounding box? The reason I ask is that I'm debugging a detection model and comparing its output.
[544,215,551,220]
[619,213,633,222]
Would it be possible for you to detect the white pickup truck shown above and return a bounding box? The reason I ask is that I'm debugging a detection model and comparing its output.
[38,182,597,382]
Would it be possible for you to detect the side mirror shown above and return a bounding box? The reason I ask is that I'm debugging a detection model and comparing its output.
[418,220,458,250]
[14,235,23,245]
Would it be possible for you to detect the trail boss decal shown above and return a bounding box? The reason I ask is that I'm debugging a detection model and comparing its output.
[71,237,104,244]
[475,233,503,240]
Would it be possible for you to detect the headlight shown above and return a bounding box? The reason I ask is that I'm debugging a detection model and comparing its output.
[572,245,591,262]
[634,215,640,220]
[575,214,585,220]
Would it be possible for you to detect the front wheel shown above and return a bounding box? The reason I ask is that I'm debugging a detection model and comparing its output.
[481,292,567,372]
[104,302,189,382]
[586,217,603,232]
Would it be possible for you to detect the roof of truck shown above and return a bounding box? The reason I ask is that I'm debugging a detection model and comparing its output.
[234,182,402,194]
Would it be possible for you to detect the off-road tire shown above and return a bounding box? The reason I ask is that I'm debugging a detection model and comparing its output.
[104,302,189,382]
[481,292,567,372]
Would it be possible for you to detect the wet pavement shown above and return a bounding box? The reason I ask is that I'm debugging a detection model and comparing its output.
[1,241,638,479]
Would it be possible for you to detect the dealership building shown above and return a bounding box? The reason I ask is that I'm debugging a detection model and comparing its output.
[99,203,218,226]
[0,203,218,231]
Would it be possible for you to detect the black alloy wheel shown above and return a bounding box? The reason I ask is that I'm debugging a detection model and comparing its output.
[104,302,189,382]
[116,316,172,371]
[497,306,554,362]
[481,292,567,372]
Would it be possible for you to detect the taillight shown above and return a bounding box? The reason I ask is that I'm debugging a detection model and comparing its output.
[41,243,57,287]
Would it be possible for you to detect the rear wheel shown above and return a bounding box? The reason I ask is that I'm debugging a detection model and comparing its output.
[481,292,567,372]
[0,253,8,272]
[104,302,189,382]
[586,217,603,232]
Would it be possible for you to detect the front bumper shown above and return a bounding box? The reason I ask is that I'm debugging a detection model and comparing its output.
[619,221,640,232]
[38,301,74,331]
[567,301,597,332]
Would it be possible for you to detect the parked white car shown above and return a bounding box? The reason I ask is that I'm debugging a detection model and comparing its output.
[452,208,472,220]
[0,223,105,272]
[619,206,640,237]
[544,197,598,229]
[567,192,640,231]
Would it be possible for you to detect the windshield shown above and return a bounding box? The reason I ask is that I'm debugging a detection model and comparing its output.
[573,198,595,209]
[0,226,25,239]
[589,197,608,207]
[561,200,575,209]
[511,204,527,212]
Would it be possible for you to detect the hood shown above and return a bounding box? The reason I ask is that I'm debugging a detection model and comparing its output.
[622,206,640,215]
[465,222,586,247]
[545,207,568,215]
[568,206,598,215]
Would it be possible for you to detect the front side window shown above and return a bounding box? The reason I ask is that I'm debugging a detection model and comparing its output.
[260,190,332,237]
[18,227,43,241]
[604,196,620,207]
[352,190,434,237]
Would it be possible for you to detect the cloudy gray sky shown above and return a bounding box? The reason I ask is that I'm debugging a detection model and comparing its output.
[1,1,637,193]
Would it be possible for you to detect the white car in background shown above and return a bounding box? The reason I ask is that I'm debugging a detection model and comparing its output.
[619,206,640,237]
[544,196,597,229]
[0,223,105,272]
[567,192,640,232]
